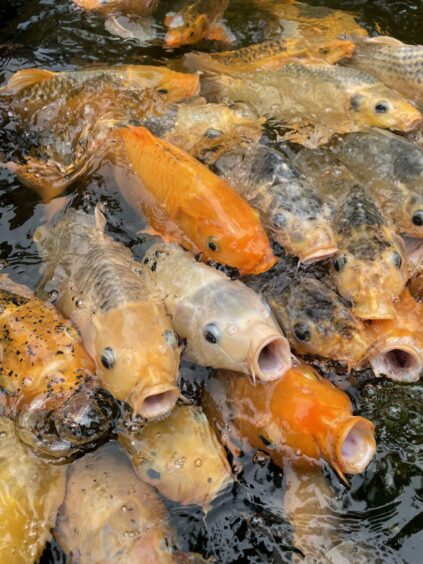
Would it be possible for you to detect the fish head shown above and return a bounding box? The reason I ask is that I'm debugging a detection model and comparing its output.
[127,66,200,102]
[399,191,423,237]
[271,279,369,365]
[349,85,422,132]
[91,304,181,419]
[164,11,209,48]
[369,334,423,383]
[331,239,408,320]
[173,280,291,381]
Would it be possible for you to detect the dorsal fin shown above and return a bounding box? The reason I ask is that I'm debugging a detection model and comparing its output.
[0,68,56,94]
[364,35,405,47]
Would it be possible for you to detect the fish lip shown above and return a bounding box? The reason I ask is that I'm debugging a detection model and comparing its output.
[369,341,423,383]
[300,246,339,263]
[331,416,376,476]
[402,117,422,132]
[129,383,180,419]
[242,254,277,275]
[352,301,396,320]
[248,331,292,382]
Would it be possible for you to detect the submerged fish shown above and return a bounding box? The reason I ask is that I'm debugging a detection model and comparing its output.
[327,130,423,238]
[74,0,159,16]
[367,289,423,382]
[184,36,354,73]
[0,279,117,459]
[201,63,422,146]
[348,36,423,106]
[141,242,291,381]
[204,365,376,483]
[119,405,232,509]
[215,144,338,262]
[268,277,369,367]
[35,208,181,420]
[55,442,175,563]
[0,418,66,563]
[333,185,408,320]
[164,0,230,48]
[117,126,276,274]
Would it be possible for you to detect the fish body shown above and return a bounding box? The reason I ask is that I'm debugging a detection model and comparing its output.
[0,282,117,459]
[348,36,423,106]
[268,277,369,367]
[333,185,408,320]
[201,63,421,145]
[404,237,423,301]
[367,289,423,382]
[35,209,181,419]
[184,36,355,73]
[164,0,230,47]
[0,418,66,563]
[74,0,159,16]
[204,366,376,482]
[55,442,174,563]
[117,126,276,274]
[215,144,337,262]
[141,242,291,381]
[327,130,423,238]
[119,405,232,508]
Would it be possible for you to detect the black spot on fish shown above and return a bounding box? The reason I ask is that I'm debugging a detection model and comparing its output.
[259,434,273,447]
[146,468,161,480]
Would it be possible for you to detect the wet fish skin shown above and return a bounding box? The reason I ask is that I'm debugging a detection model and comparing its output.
[268,277,369,367]
[215,144,338,262]
[348,36,423,106]
[184,36,355,73]
[35,208,181,420]
[141,242,291,381]
[203,365,376,482]
[0,418,66,563]
[333,185,408,320]
[74,0,159,16]
[118,126,276,275]
[119,405,232,509]
[55,442,175,563]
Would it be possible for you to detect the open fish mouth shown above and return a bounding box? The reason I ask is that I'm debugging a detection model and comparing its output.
[402,117,422,132]
[370,342,423,382]
[300,246,339,263]
[337,417,376,475]
[132,383,180,419]
[249,331,292,382]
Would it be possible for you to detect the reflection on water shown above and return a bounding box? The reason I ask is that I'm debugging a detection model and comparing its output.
[0,1,422,562]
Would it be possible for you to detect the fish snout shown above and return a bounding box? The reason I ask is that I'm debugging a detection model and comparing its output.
[369,337,423,383]
[128,379,180,419]
[402,114,422,132]
[352,293,396,320]
[247,324,292,382]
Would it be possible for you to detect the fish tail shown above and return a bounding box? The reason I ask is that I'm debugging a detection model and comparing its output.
[0,68,56,94]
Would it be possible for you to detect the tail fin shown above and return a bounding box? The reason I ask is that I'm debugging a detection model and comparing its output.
[0,69,56,95]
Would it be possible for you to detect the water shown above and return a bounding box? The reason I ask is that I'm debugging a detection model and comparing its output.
[0,1,422,562]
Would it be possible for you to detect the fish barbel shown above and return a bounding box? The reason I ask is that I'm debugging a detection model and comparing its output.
[164,0,230,47]
[117,126,276,274]
[332,185,408,320]
[268,276,369,368]
[215,144,338,262]
[119,405,232,509]
[203,365,376,483]
[0,278,118,459]
[348,36,423,106]
[367,289,423,382]
[200,63,422,146]
[183,36,355,73]
[74,0,159,16]
[35,208,181,420]
[55,442,175,563]
[0,418,66,563]
[141,242,291,381]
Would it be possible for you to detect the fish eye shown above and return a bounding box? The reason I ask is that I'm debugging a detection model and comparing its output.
[207,236,219,252]
[374,101,389,114]
[203,323,220,344]
[333,255,347,272]
[272,213,287,229]
[157,88,169,95]
[412,210,423,226]
[205,128,224,139]
[100,347,115,369]
[319,47,330,55]
[164,329,178,349]
[392,251,402,269]
[293,322,311,342]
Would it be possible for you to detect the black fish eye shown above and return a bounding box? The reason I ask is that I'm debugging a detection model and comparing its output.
[375,101,389,114]
[319,47,330,55]
[203,323,220,344]
[272,213,287,229]
[205,128,224,139]
[412,210,423,226]
[157,88,169,95]
[207,236,219,252]
[100,347,115,369]
[333,255,347,272]
[294,322,311,342]
[392,251,402,268]
[164,329,178,349]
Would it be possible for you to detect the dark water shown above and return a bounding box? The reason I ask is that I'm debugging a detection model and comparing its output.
[0,1,422,563]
